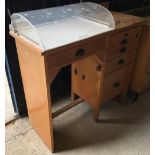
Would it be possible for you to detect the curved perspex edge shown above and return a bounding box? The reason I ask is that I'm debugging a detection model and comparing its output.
[10,2,115,52]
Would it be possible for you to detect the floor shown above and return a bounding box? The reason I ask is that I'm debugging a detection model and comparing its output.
[5,91,150,155]
[5,74,17,123]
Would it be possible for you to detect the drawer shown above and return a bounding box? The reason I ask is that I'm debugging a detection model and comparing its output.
[128,26,141,42]
[108,26,141,50]
[104,52,135,75]
[47,36,107,69]
[106,43,137,61]
[102,65,132,102]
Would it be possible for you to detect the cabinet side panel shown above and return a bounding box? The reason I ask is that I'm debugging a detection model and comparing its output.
[15,39,54,151]
[130,25,150,93]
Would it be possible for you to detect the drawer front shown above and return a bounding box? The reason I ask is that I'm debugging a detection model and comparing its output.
[106,43,137,61]
[104,52,135,75]
[102,65,132,102]
[108,26,141,50]
[128,26,141,43]
[47,37,107,69]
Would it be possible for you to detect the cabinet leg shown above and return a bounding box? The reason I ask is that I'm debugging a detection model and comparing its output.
[71,92,80,102]
[93,106,100,122]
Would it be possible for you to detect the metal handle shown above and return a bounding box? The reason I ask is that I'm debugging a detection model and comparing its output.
[113,82,120,88]
[121,38,128,45]
[75,48,85,57]
[96,64,102,71]
[120,47,127,53]
[118,59,125,65]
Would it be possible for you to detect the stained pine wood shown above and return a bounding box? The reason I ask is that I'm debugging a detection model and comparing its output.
[13,34,55,151]
[130,21,150,93]
[52,98,84,118]
[47,36,107,69]
[112,11,145,30]
[72,55,104,121]
[106,43,137,61]
[104,52,135,75]
[72,18,144,121]
[102,65,133,102]
[108,26,141,50]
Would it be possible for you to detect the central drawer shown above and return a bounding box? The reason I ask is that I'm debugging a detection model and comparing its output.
[104,52,135,75]
[47,36,107,69]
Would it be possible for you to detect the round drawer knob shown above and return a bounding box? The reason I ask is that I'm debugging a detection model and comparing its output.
[96,64,102,71]
[113,82,120,88]
[118,59,125,65]
[75,48,85,57]
[120,47,127,53]
[121,38,128,45]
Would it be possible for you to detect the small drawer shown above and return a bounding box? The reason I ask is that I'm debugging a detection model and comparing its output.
[108,26,141,50]
[47,36,107,69]
[128,26,141,43]
[104,52,135,75]
[102,65,132,102]
[108,31,128,50]
[106,43,137,61]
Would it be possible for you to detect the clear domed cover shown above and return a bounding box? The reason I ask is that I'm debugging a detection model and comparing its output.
[10,2,115,51]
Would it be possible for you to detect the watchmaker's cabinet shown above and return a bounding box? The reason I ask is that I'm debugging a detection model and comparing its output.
[9,3,146,151]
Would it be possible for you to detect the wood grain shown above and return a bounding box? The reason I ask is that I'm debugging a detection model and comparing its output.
[108,26,141,50]
[130,22,150,93]
[104,52,135,75]
[47,36,107,69]
[72,55,104,121]
[14,37,54,152]
[106,43,137,61]
[102,65,133,103]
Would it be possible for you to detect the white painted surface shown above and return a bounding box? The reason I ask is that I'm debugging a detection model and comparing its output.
[22,17,113,51]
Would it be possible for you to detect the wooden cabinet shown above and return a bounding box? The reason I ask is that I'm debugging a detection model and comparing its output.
[10,9,146,151]
[72,25,142,120]
[130,21,150,93]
